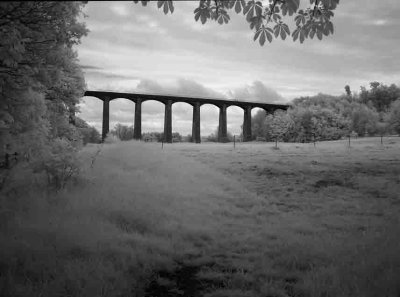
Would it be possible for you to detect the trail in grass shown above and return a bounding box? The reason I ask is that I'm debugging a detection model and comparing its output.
[81,139,400,297]
[85,141,269,296]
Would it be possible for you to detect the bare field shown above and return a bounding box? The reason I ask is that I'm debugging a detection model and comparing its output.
[1,137,400,297]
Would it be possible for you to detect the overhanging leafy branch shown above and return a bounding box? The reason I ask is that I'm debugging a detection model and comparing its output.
[133,0,339,45]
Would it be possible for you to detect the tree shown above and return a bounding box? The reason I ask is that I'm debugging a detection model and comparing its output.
[359,82,400,113]
[350,104,379,136]
[376,121,388,144]
[207,128,234,142]
[111,124,135,141]
[0,2,88,187]
[251,109,267,140]
[266,109,292,147]
[75,117,101,144]
[134,0,339,45]
[345,85,351,97]
[388,100,400,135]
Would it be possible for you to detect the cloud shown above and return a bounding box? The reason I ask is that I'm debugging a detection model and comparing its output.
[83,67,139,80]
[228,81,285,103]
[135,78,227,99]
[80,65,102,70]
[372,19,389,26]
[110,4,129,17]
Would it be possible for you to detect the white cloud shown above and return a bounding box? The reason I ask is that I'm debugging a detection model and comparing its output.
[228,81,285,103]
[110,4,129,16]
[372,19,389,26]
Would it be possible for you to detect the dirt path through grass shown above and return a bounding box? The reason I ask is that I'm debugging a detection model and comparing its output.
[3,139,398,297]
[84,141,274,297]
[81,139,400,297]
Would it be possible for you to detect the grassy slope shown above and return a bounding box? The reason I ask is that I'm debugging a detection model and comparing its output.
[1,137,400,297]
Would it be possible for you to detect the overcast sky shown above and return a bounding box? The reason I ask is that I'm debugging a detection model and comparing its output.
[77,0,400,136]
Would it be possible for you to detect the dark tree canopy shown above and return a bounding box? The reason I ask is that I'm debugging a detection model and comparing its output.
[0,1,88,160]
[134,0,340,45]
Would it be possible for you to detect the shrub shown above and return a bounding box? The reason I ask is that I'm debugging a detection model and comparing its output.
[103,133,120,144]
[33,138,81,190]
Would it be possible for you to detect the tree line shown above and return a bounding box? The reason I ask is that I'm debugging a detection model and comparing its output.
[251,82,400,144]
[107,81,400,145]
[0,2,92,189]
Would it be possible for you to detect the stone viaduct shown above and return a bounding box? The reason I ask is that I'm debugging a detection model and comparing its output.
[84,91,289,143]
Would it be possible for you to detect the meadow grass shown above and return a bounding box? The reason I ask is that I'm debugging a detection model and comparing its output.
[1,137,400,296]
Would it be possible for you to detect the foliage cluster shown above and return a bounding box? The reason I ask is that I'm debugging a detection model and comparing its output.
[207,128,235,142]
[108,125,184,142]
[141,131,183,142]
[111,123,135,141]
[134,0,339,45]
[251,82,400,143]
[32,138,81,190]
[0,2,89,189]
[74,117,101,145]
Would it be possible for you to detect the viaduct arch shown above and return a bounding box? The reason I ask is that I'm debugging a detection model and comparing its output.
[84,91,289,143]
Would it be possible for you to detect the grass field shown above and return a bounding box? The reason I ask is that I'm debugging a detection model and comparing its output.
[1,137,400,297]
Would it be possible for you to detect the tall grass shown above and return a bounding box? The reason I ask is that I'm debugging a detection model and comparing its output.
[1,139,400,297]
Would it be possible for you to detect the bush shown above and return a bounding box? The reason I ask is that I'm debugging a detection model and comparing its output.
[79,126,101,145]
[103,133,120,144]
[33,138,81,190]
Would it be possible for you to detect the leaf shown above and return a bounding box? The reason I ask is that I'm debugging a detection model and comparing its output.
[321,0,339,10]
[259,30,266,45]
[272,13,281,22]
[266,30,273,42]
[316,29,323,40]
[157,1,174,14]
[168,0,174,13]
[309,28,315,39]
[244,0,263,22]
[324,21,334,34]
[217,10,230,24]
[249,15,263,30]
[234,0,246,13]
[282,23,290,35]
[295,14,305,26]
[163,1,169,14]
[292,27,300,42]
[280,27,286,40]
[273,24,280,38]
[254,29,262,41]
[194,3,211,24]
[282,0,299,16]
[254,26,273,45]
[300,31,305,43]
[133,0,149,6]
